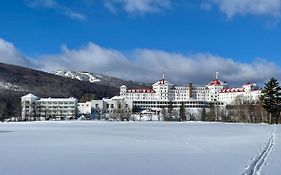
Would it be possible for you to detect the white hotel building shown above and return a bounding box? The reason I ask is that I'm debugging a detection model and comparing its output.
[118,74,261,112]
[21,74,261,119]
[78,74,261,116]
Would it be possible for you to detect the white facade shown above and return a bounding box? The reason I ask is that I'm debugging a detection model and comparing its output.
[78,102,92,115]
[78,96,133,116]
[119,75,261,111]
[218,83,261,104]
[21,75,262,120]
[21,94,78,120]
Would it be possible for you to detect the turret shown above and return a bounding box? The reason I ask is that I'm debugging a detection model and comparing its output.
[120,85,127,96]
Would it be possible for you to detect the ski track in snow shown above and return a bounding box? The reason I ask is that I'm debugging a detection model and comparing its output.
[242,126,276,175]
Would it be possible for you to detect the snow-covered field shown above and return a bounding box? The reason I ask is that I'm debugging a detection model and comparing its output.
[0,121,280,175]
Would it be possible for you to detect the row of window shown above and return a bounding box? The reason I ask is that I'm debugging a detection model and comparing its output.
[133,101,207,105]
[133,105,208,108]
[24,110,75,114]
[37,102,76,105]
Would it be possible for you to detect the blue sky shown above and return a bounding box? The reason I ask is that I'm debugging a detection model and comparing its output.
[1,0,281,85]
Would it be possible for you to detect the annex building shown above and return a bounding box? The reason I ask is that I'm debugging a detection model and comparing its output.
[21,94,78,120]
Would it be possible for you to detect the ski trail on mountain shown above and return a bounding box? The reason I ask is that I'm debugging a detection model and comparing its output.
[242,126,276,175]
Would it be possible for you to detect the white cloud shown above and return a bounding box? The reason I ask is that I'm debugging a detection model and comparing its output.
[36,42,281,85]
[210,0,281,18]
[25,0,86,21]
[105,0,171,14]
[63,9,87,21]
[0,38,31,67]
[0,38,280,85]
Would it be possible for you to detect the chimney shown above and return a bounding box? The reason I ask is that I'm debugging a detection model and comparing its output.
[189,83,193,98]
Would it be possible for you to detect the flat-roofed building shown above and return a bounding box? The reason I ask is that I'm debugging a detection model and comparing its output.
[21,94,78,120]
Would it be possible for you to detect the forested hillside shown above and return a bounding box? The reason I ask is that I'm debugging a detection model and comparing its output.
[0,62,122,120]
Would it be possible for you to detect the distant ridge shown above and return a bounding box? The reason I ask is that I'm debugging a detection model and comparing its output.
[53,70,149,89]
[0,62,118,118]
[0,62,119,99]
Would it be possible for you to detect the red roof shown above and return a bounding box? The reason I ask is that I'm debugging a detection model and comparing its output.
[209,79,223,86]
[159,79,165,84]
[219,88,245,93]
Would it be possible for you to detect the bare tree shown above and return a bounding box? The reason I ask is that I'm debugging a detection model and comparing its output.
[225,96,270,123]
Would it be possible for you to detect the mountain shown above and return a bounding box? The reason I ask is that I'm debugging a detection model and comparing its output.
[0,62,123,119]
[0,63,121,98]
[53,70,148,89]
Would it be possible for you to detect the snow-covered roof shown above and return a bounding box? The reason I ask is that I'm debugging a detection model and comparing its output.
[21,93,39,100]
[111,96,125,100]
[38,97,77,102]
[153,79,174,86]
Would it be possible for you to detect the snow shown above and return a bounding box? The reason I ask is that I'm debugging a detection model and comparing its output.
[54,70,102,83]
[80,72,100,83]
[132,114,160,121]
[75,75,83,81]
[0,122,280,175]
[55,70,62,74]
[96,75,103,79]
[0,81,23,91]
[38,97,76,102]
[65,71,75,78]
[257,126,280,175]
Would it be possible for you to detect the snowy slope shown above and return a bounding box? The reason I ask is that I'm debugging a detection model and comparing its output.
[0,122,279,175]
[0,81,24,91]
[54,70,101,83]
[53,70,149,88]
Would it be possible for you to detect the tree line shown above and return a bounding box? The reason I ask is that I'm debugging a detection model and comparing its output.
[0,90,23,122]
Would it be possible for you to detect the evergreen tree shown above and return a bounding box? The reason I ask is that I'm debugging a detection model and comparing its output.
[161,108,169,121]
[260,77,281,124]
[179,102,186,121]
[0,101,7,122]
[207,103,216,121]
[168,101,173,118]
[201,107,207,121]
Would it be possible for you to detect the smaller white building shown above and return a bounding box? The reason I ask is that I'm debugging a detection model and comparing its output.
[78,102,92,115]
[77,96,133,118]
[21,94,78,120]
